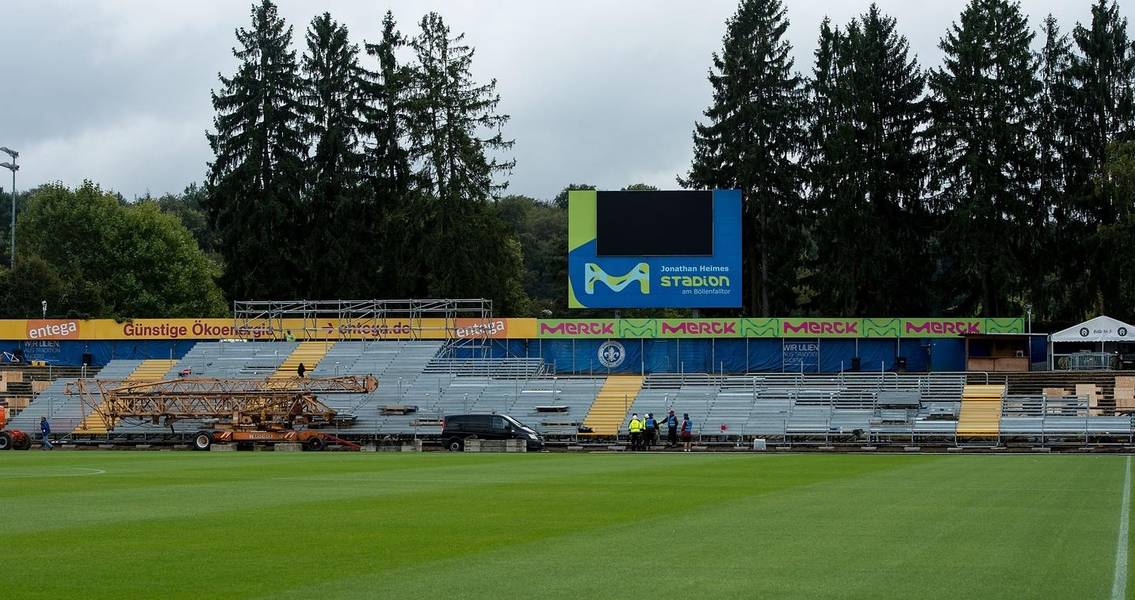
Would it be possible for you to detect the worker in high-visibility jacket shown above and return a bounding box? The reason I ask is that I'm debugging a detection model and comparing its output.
[628,413,644,451]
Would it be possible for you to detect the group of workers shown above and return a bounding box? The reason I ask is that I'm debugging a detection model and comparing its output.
[627,410,694,451]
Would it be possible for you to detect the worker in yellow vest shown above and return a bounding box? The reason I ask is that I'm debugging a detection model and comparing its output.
[628,413,644,451]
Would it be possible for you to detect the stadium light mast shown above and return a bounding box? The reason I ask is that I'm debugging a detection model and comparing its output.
[0,146,18,269]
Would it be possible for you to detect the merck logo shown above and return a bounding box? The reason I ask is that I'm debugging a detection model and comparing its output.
[782,321,858,335]
[584,262,649,295]
[661,321,736,335]
[905,321,981,335]
[540,322,615,335]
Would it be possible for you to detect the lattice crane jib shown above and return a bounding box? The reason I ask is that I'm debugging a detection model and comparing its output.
[67,375,377,431]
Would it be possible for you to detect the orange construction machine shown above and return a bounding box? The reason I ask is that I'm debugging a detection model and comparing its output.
[67,374,377,451]
[0,403,33,450]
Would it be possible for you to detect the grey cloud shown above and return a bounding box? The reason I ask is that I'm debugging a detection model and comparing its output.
[0,0,1129,200]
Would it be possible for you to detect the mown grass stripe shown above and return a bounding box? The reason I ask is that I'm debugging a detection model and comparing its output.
[1112,455,1130,600]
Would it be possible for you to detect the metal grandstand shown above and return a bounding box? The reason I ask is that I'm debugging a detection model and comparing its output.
[9,332,1135,448]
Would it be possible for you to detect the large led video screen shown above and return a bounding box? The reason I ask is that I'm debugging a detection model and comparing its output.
[596,190,713,256]
[568,189,742,308]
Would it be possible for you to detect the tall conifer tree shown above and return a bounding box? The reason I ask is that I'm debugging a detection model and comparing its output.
[1067,0,1135,312]
[300,13,364,297]
[681,0,807,316]
[206,0,307,299]
[1070,0,1135,209]
[404,13,524,311]
[359,11,418,297]
[927,0,1040,315]
[1036,15,1082,318]
[807,5,928,315]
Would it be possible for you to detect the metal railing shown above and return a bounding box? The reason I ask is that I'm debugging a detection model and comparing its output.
[1053,353,1117,371]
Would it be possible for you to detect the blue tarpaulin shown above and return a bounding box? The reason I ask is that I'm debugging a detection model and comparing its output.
[6,340,198,367]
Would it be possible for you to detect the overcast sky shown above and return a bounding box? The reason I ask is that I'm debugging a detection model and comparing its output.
[1,0,1130,201]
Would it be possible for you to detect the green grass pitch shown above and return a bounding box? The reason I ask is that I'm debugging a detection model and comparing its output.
[0,451,1131,599]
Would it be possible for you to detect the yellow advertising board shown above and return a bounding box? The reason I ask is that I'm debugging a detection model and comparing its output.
[1,318,541,341]
[0,316,1018,341]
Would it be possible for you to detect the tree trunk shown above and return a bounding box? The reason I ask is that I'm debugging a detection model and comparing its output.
[759,195,770,317]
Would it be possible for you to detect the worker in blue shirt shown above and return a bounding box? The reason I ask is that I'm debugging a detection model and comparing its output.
[644,413,657,450]
[40,416,53,450]
[662,410,679,448]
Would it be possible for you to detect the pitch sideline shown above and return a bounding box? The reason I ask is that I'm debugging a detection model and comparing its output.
[1112,455,1131,600]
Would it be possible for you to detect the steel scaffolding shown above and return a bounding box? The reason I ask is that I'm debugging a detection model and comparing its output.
[231,299,494,341]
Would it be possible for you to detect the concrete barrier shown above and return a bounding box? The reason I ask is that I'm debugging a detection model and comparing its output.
[211,443,237,452]
[465,439,526,453]
[273,442,303,452]
[370,440,423,452]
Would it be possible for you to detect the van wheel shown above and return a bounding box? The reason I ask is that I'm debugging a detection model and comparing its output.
[192,430,213,451]
[446,438,464,452]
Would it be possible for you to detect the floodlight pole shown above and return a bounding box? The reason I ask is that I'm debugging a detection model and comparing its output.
[6,165,10,267]
[0,146,19,268]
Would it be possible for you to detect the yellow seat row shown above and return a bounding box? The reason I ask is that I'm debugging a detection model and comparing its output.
[956,384,1005,437]
[580,375,643,437]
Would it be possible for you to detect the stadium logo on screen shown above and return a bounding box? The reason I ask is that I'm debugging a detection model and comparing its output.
[584,263,650,295]
[598,340,626,368]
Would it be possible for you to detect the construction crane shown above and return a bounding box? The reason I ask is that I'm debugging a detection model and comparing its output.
[67,374,378,451]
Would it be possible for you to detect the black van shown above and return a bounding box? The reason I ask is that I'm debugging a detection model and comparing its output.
[441,414,545,451]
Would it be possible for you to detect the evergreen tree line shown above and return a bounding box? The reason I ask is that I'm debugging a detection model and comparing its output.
[204,0,1135,323]
[685,0,1135,321]
[205,1,524,311]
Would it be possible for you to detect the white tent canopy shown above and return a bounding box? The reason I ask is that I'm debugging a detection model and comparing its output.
[1050,315,1135,343]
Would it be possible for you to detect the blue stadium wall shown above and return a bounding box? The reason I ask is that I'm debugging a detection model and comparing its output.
[6,340,198,366]
[456,338,975,374]
[4,336,1042,374]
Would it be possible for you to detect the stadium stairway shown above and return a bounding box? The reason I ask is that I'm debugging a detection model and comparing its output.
[271,341,332,379]
[581,375,643,436]
[956,384,1005,438]
[76,359,177,434]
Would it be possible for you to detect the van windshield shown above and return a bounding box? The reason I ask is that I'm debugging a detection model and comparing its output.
[503,415,532,431]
